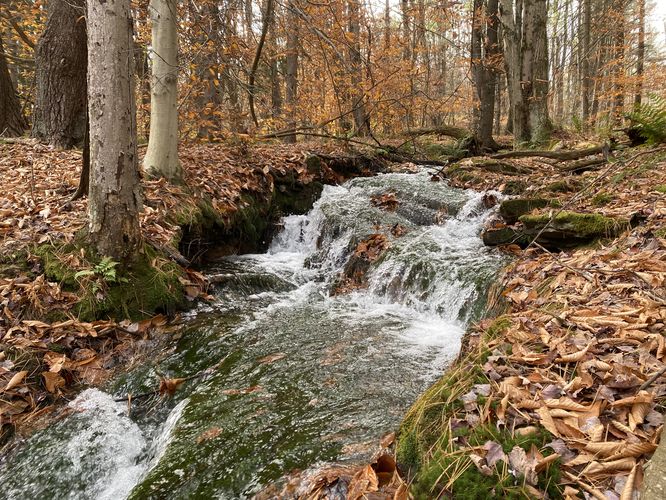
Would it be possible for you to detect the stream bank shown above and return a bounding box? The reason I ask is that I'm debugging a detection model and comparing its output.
[392,145,666,499]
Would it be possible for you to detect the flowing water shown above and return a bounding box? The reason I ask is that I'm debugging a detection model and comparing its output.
[0,172,506,499]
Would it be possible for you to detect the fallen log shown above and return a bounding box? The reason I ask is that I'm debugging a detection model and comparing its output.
[559,157,606,174]
[491,143,613,161]
[401,125,472,140]
[482,211,629,250]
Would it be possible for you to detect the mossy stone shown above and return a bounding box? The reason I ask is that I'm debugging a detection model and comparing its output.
[519,211,628,240]
[499,198,551,224]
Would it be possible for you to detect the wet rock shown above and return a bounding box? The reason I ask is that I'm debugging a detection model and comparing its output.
[499,198,552,224]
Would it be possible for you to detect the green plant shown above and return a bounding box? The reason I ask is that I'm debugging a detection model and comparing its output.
[627,94,666,144]
[75,256,127,293]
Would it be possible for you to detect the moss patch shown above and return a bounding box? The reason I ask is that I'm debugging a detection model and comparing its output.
[591,192,613,206]
[36,241,186,321]
[546,180,578,193]
[76,245,186,321]
[501,180,527,195]
[519,211,628,239]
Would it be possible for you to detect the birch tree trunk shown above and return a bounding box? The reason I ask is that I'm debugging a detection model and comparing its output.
[32,0,87,148]
[87,0,142,261]
[634,0,645,108]
[144,0,181,181]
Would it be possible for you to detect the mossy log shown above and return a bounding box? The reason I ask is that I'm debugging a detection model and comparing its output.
[482,211,629,250]
[491,143,614,161]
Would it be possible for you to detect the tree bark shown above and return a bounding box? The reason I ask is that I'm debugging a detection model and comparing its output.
[471,0,500,150]
[144,0,181,181]
[348,0,369,136]
[86,0,142,261]
[634,0,645,109]
[499,0,550,145]
[581,0,591,123]
[32,0,87,148]
[0,33,26,137]
[611,0,626,125]
[284,0,299,143]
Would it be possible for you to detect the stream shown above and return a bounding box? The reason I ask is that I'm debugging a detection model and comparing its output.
[0,171,506,499]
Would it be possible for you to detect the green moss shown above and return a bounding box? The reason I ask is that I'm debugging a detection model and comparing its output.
[77,245,186,321]
[655,184,666,194]
[422,141,463,160]
[34,244,78,287]
[499,198,551,224]
[0,250,32,279]
[591,192,613,206]
[445,167,480,184]
[546,180,574,193]
[655,227,666,238]
[409,425,560,499]
[502,180,527,195]
[486,316,511,339]
[396,311,563,499]
[519,211,628,238]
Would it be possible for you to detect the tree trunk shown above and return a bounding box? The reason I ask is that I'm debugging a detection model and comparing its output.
[32,0,87,148]
[611,0,626,125]
[284,0,299,143]
[144,0,181,181]
[527,0,550,142]
[581,0,591,123]
[0,33,26,137]
[499,0,550,146]
[471,0,500,150]
[634,0,645,109]
[348,0,369,136]
[86,0,142,261]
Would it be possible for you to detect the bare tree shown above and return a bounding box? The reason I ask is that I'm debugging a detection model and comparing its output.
[471,0,500,150]
[86,0,142,261]
[499,0,551,145]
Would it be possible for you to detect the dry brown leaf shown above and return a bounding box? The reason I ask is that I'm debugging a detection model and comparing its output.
[347,464,379,500]
[3,370,27,392]
[582,458,636,479]
[620,463,638,500]
[42,371,65,393]
[556,342,593,363]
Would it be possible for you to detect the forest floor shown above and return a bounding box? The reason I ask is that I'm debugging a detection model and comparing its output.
[1,137,665,499]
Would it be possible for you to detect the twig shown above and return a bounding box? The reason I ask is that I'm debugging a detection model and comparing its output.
[639,366,666,391]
